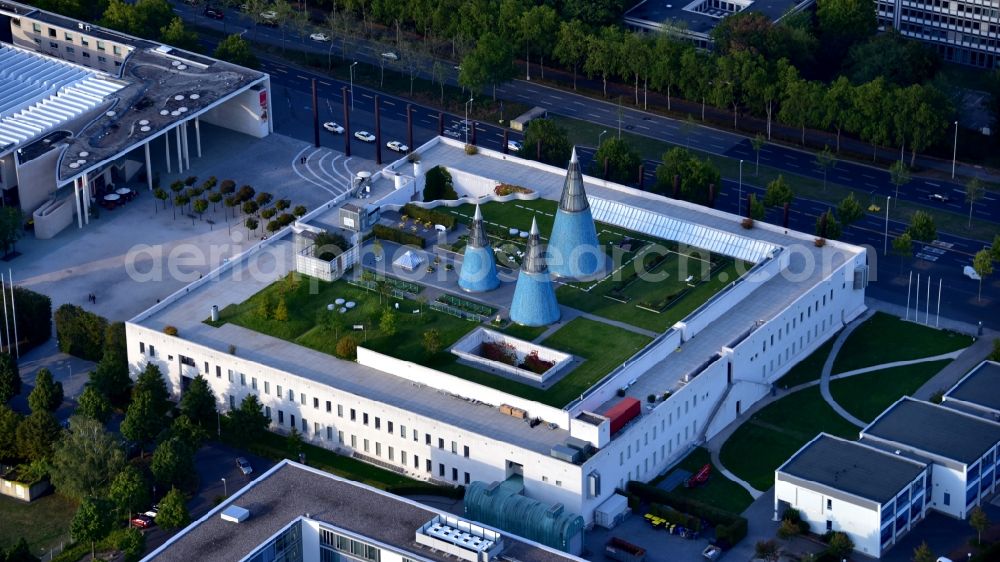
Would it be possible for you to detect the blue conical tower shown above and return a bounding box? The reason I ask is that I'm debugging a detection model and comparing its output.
[547,148,605,280]
[510,218,560,327]
[458,204,500,293]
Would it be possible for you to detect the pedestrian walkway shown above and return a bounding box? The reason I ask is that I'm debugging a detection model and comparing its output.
[819,310,876,428]
[913,334,999,400]
[709,447,763,499]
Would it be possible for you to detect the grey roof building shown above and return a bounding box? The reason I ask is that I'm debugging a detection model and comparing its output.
[944,361,1000,419]
[143,460,585,562]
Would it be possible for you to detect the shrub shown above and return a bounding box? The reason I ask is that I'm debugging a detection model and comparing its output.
[647,394,656,403]
[814,237,827,247]
[521,351,555,374]
[740,218,754,229]
[54,304,108,361]
[11,287,51,353]
[402,204,456,229]
[372,224,426,248]
[777,518,802,539]
[164,325,179,336]
[616,388,626,397]
[626,481,747,546]
[929,389,945,404]
[494,183,533,196]
[825,532,854,558]
[219,179,236,194]
[423,166,457,201]
[184,176,198,186]
[314,231,351,261]
[464,143,478,155]
[336,336,358,360]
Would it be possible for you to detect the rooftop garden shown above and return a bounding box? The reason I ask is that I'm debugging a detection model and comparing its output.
[442,199,751,332]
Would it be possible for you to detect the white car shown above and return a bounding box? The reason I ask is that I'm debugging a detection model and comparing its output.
[260,10,276,19]
[507,140,523,152]
[386,140,408,153]
[381,52,399,61]
[964,265,981,281]
[354,131,375,142]
[323,121,344,134]
[310,33,330,42]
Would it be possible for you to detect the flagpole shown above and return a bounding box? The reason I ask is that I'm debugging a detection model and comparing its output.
[0,272,9,353]
[9,270,18,358]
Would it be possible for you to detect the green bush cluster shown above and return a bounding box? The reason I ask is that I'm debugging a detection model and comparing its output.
[627,481,748,547]
[403,204,457,229]
[372,225,426,249]
[54,304,109,361]
[649,503,701,532]
[314,231,352,261]
[422,166,457,202]
[10,286,51,353]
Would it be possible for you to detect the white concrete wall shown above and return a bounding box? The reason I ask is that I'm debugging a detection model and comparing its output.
[775,479,883,557]
[682,250,786,338]
[301,519,321,562]
[927,463,966,518]
[199,87,270,138]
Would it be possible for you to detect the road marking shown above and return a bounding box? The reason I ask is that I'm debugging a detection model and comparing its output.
[297,74,309,80]
[926,181,940,187]
[588,113,601,118]
[862,173,876,179]
[361,93,373,99]
[319,81,332,86]
[865,182,878,188]
[273,67,288,73]
[383,100,396,106]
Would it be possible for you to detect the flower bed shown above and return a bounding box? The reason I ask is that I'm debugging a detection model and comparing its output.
[451,328,573,386]
[495,183,533,196]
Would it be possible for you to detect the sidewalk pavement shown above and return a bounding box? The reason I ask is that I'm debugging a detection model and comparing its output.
[819,310,876,428]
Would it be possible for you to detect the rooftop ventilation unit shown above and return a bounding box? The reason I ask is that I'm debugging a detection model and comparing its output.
[221,505,250,523]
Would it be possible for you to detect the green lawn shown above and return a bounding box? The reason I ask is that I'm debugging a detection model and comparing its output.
[830,360,951,423]
[210,275,479,363]
[832,312,972,374]
[0,493,77,554]
[666,447,753,514]
[500,323,549,341]
[439,317,651,407]
[774,335,839,389]
[719,387,860,492]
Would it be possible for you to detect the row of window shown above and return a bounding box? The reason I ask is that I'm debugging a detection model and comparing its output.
[22,20,124,54]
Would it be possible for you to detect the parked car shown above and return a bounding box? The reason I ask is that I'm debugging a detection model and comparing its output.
[236,456,253,476]
[928,193,950,203]
[507,140,523,152]
[386,140,408,153]
[323,121,344,134]
[354,131,375,142]
[204,6,224,19]
[381,51,399,61]
[259,10,278,26]
[131,514,154,529]
[310,32,330,42]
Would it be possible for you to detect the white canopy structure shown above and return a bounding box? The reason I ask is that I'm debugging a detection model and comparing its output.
[393,249,425,271]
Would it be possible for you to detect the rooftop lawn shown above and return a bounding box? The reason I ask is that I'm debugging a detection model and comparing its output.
[663,446,753,514]
[0,493,76,554]
[210,274,479,362]
[719,386,860,492]
[832,312,972,374]
[443,199,748,333]
[774,334,839,389]
[437,317,652,407]
[830,360,951,423]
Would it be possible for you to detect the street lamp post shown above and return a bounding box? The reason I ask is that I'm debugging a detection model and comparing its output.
[464,96,474,145]
[221,477,227,498]
[738,159,744,216]
[883,195,891,255]
[598,129,608,148]
[951,120,958,179]
[349,61,358,111]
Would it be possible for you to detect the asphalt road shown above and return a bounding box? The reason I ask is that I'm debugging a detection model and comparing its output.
[172,1,1000,224]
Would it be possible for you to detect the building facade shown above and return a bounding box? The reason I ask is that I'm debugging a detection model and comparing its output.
[877,0,1000,68]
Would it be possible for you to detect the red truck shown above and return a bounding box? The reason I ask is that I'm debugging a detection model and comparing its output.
[605,397,641,435]
[605,537,646,562]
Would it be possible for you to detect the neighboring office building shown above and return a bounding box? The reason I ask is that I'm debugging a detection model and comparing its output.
[876,0,999,68]
[943,361,1000,420]
[775,433,930,558]
[0,0,271,238]
[125,136,868,527]
[142,459,585,562]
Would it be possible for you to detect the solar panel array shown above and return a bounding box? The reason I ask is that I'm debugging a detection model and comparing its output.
[0,44,123,149]
[589,196,779,262]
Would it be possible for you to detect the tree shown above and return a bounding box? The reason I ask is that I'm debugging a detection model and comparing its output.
[50,416,125,501]
[71,498,113,561]
[654,148,720,205]
[28,368,63,413]
[992,233,1000,263]
[135,362,171,417]
[522,119,571,166]
[889,160,911,198]
[816,210,842,240]
[108,465,150,520]
[156,487,190,530]
[912,541,934,562]
[583,28,622,98]
[0,405,21,463]
[0,537,38,562]
[76,383,112,423]
[892,232,913,272]
[336,336,359,360]
[422,329,443,357]
[179,375,217,428]
[89,322,131,407]
[160,17,198,51]
[851,78,892,160]
[823,76,854,152]
[846,30,940,87]
[226,395,270,446]
[754,539,780,562]
[973,249,993,303]
[593,137,640,184]
[826,531,855,559]
[379,309,397,337]
[907,210,936,242]
[750,133,765,175]
[814,146,836,190]
[971,505,990,545]
[778,73,822,145]
[459,32,515,99]
[214,34,259,69]
[0,352,19,404]
[15,410,61,462]
[816,0,876,61]
[121,390,168,453]
[837,193,864,227]
[245,217,259,238]
[763,175,794,207]
[519,4,558,80]
[151,436,196,488]
[274,297,289,322]
[553,20,589,90]
[748,193,765,220]
[965,177,984,229]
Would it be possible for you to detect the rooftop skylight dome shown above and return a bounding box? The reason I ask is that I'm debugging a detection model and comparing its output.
[458,204,501,292]
[509,218,560,326]
[546,148,606,281]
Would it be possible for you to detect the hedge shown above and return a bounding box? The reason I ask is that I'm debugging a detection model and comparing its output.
[6,286,51,353]
[627,481,748,547]
[402,204,456,229]
[54,304,109,361]
[372,224,426,249]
